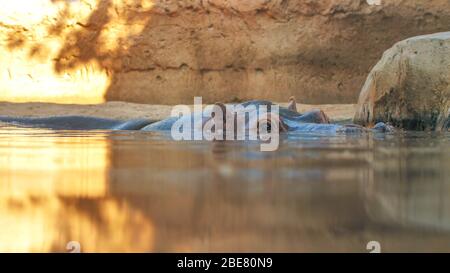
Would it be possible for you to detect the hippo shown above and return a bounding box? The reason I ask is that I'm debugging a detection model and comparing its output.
[0,115,155,130]
[0,97,393,134]
[139,98,393,135]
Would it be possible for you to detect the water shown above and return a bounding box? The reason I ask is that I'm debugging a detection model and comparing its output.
[0,125,449,252]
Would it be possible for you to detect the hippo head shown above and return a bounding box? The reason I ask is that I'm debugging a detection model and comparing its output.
[204,102,288,140]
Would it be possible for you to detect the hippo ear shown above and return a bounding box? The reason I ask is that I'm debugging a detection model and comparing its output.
[213,102,228,125]
[439,108,450,131]
[202,103,228,139]
[213,102,227,115]
[318,109,331,124]
[287,96,298,112]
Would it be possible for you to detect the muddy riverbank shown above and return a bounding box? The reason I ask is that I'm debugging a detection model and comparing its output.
[0,101,355,122]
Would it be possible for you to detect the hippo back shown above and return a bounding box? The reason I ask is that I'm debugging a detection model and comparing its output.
[0,116,154,131]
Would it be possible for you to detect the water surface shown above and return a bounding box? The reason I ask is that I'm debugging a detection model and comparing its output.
[0,125,449,252]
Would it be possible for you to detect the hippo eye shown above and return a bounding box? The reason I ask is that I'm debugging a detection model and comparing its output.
[259,121,272,132]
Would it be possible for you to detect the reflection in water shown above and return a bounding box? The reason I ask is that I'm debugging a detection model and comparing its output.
[0,126,449,252]
[365,135,450,231]
[0,128,153,252]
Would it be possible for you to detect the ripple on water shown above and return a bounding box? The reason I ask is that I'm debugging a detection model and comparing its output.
[0,125,449,252]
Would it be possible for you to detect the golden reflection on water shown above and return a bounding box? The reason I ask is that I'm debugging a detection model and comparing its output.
[0,130,108,197]
[0,127,449,252]
[0,129,153,252]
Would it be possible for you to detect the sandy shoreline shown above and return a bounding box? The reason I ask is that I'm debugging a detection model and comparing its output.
[0,101,356,122]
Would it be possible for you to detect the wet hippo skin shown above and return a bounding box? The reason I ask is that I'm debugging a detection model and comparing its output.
[0,99,394,134]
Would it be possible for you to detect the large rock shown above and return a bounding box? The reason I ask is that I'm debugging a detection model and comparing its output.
[354,32,450,131]
[2,0,450,104]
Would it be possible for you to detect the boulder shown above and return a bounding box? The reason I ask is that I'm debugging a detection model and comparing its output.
[354,32,450,131]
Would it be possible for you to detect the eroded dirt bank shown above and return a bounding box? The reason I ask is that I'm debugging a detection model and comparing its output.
[1,0,450,104]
